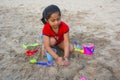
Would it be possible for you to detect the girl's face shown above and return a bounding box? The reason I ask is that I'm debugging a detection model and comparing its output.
[47,12,61,29]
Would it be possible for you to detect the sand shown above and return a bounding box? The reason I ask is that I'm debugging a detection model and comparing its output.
[0,0,120,80]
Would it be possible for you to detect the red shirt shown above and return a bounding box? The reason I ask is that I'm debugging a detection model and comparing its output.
[42,21,69,45]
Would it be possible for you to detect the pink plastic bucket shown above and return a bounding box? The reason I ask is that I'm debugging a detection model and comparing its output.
[82,43,94,55]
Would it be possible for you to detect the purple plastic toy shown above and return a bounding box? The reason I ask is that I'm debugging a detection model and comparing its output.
[83,43,94,55]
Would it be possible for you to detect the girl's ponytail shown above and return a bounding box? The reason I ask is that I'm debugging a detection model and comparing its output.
[41,9,47,24]
[41,17,46,24]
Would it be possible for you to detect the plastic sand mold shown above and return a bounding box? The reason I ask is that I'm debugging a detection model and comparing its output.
[80,77,87,80]
[74,41,81,49]
[29,59,38,64]
[23,43,39,49]
[74,42,84,54]
[83,43,94,55]
[36,61,53,66]
[46,48,57,61]
[25,50,38,56]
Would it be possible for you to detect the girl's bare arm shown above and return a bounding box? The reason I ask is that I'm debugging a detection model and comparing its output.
[63,32,70,58]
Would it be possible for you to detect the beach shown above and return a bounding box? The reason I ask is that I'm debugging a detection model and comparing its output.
[0,0,120,80]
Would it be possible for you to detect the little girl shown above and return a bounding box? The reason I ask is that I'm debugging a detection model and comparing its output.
[41,5,73,66]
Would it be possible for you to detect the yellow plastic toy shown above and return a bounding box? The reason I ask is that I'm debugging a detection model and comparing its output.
[74,41,84,54]
[75,49,84,54]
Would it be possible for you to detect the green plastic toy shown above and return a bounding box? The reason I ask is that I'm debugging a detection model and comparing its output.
[29,58,38,64]
[23,43,39,49]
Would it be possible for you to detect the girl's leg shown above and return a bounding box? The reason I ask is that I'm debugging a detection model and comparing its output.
[42,37,56,53]
[58,41,74,54]
[49,37,57,47]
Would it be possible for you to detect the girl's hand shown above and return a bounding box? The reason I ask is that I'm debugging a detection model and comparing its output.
[64,57,70,66]
[55,57,65,66]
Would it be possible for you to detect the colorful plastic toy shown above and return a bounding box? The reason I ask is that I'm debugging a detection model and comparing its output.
[25,50,38,56]
[74,42,94,55]
[46,52,54,61]
[23,43,39,49]
[74,41,81,49]
[83,43,94,55]
[46,48,57,61]
[74,42,84,54]
[80,77,87,80]
[75,49,84,54]
[36,61,53,66]
[29,59,38,64]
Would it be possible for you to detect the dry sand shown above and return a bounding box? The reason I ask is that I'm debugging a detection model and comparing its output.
[0,0,120,80]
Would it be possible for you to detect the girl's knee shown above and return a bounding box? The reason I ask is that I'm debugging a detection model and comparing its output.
[50,37,57,46]
[70,44,74,53]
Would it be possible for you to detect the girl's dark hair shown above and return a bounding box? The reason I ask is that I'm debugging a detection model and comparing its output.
[41,5,61,24]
